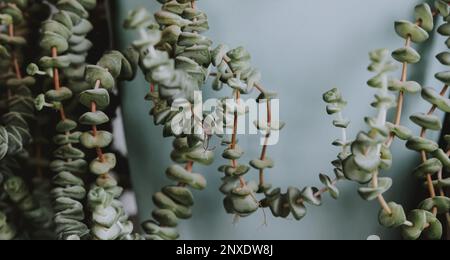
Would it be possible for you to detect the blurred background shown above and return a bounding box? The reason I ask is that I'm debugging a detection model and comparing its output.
[108,0,448,239]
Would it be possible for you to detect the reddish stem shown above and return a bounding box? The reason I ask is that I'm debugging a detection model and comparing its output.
[259,100,272,186]
[419,85,448,215]
[91,80,106,163]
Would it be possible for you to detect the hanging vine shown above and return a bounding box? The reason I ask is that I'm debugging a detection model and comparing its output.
[0,0,449,241]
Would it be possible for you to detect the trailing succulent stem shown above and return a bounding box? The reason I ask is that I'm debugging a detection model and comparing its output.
[32,0,98,240]
[125,0,214,240]
[83,50,139,240]
[3,0,449,241]
[125,0,353,238]
[1,0,54,240]
[331,1,450,240]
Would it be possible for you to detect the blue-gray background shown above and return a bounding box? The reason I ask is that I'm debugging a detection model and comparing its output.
[115,0,446,239]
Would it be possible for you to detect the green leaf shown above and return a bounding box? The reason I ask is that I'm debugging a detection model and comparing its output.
[166,165,206,190]
[228,187,259,215]
[153,192,192,219]
[162,1,190,15]
[392,47,421,64]
[343,155,374,184]
[406,136,439,153]
[211,44,228,66]
[41,20,72,40]
[394,20,429,43]
[436,52,450,65]
[89,153,116,175]
[319,174,339,199]
[40,31,68,54]
[250,158,274,170]
[57,0,89,19]
[54,145,85,160]
[423,213,443,240]
[155,10,191,27]
[72,19,93,35]
[415,3,434,31]
[432,149,450,169]
[301,187,321,206]
[223,165,250,177]
[79,111,110,126]
[79,89,110,109]
[85,65,115,90]
[352,141,381,172]
[323,88,343,103]
[358,178,392,201]
[410,113,442,131]
[402,209,427,240]
[184,149,214,166]
[222,146,244,160]
[435,0,450,17]
[380,145,393,170]
[263,188,290,218]
[388,79,421,93]
[412,158,442,179]
[386,122,413,140]
[162,186,194,207]
[53,132,82,145]
[80,131,113,149]
[34,94,46,111]
[422,87,450,112]
[53,171,84,187]
[55,119,78,133]
[0,44,10,59]
[142,220,180,240]
[45,87,73,102]
[287,187,307,220]
[378,202,406,228]
[419,196,450,214]
[368,49,398,73]
[429,178,450,189]
[0,127,8,160]
[152,209,178,227]
[435,71,450,85]
[0,211,16,240]
[124,8,157,30]
[50,159,87,174]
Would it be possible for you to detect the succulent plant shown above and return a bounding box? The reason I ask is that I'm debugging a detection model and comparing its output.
[329,1,450,240]
[32,0,98,240]
[0,0,449,241]
[125,1,215,240]
[82,50,139,240]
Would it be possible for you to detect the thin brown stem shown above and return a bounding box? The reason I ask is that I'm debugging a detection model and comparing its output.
[51,48,61,91]
[259,100,271,187]
[385,36,412,147]
[91,80,105,163]
[418,85,448,215]
[373,171,393,214]
[51,48,68,121]
[186,161,193,172]
[50,47,76,168]
[178,161,194,187]
[230,91,247,187]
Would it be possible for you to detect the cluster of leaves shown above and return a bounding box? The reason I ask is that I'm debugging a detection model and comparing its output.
[125,0,215,240]
[330,1,450,240]
[124,0,346,239]
[0,0,55,240]
[2,0,449,241]
[0,0,141,240]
